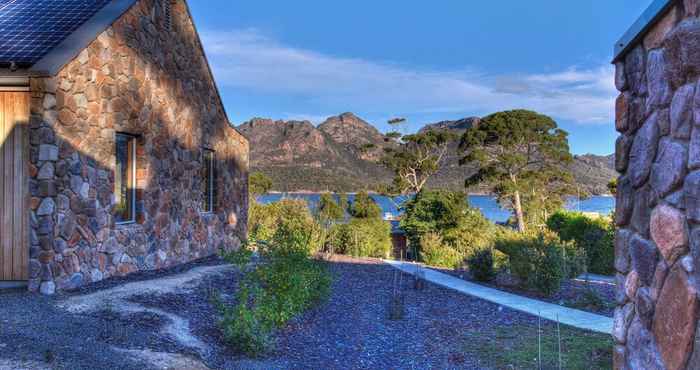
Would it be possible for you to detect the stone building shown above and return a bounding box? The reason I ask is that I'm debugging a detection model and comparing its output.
[613,0,700,368]
[0,0,249,294]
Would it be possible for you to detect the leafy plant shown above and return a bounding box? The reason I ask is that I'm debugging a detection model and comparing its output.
[329,217,392,258]
[218,213,332,356]
[495,231,573,295]
[249,171,273,197]
[348,191,382,219]
[546,211,614,275]
[400,190,494,261]
[467,248,497,282]
[420,232,463,269]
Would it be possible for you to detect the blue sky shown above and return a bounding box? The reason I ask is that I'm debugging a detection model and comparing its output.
[189,1,653,155]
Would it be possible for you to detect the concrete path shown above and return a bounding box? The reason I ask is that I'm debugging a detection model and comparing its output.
[575,273,615,284]
[385,260,613,335]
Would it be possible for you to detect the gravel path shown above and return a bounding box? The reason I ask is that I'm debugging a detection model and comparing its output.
[0,255,606,369]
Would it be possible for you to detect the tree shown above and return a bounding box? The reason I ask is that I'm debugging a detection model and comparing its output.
[249,172,273,197]
[460,110,573,232]
[349,191,382,219]
[382,130,456,195]
[318,193,345,226]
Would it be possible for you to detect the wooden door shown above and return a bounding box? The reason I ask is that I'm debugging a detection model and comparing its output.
[0,91,29,281]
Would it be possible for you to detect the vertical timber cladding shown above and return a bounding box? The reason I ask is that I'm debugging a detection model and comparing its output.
[0,90,30,281]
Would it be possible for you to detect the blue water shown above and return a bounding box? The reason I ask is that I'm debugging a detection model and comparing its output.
[257,193,615,224]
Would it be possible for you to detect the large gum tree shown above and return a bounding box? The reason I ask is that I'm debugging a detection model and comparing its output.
[460,110,573,232]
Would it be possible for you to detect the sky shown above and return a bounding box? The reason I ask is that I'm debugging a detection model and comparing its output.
[188,1,654,155]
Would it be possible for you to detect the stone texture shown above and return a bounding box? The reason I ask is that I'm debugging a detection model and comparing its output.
[650,139,688,197]
[666,19,700,88]
[644,5,679,50]
[636,287,655,329]
[616,135,633,172]
[632,185,656,238]
[651,204,689,265]
[630,234,659,286]
[671,83,695,140]
[613,303,635,343]
[690,126,700,170]
[685,171,700,222]
[616,273,628,305]
[615,61,628,92]
[625,45,647,96]
[627,318,666,370]
[628,114,660,188]
[615,229,632,273]
[646,50,673,111]
[653,265,699,370]
[616,93,630,133]
[625,270,640,301]
[26,0,249,293]
[616,176,634,226]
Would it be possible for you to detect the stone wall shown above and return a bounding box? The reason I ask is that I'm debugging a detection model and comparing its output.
[25,0,248,294]
[614,2,700,369]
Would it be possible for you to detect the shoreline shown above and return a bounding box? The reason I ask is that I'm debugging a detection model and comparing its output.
[265,191,615,198]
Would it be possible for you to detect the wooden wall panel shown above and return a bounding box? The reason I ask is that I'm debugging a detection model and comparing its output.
[0,91,29,281]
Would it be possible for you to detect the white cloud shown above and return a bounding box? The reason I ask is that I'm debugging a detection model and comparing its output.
[201,29,616,125]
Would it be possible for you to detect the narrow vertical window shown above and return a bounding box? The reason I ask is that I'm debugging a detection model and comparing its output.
[202,149,214,213]
[115,134,136,224]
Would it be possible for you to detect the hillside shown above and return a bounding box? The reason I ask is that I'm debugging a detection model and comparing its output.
[237,113,617,194]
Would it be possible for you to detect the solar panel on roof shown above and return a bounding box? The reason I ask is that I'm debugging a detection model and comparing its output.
[0,0,112,67]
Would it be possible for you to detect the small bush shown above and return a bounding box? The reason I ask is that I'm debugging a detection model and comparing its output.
[468,248,497,282]
[495,231,571,295]
[248,198,323,254]
[219,199,331,356]
[401,190,494,261]
[547,211,614,275]
[420,232,463,269]
[329,218,392,258]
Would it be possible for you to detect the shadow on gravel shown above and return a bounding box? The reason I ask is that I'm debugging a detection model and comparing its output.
[0,255,612,370]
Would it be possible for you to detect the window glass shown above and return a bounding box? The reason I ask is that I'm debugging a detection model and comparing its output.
[115,134,136,223]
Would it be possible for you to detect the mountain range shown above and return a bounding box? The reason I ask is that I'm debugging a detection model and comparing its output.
[236,113,617,195]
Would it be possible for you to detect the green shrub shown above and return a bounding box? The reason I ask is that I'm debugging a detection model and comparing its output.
[329,218,392,258]
[495,231,572,295]
[349,191,382,219]
[420,232,463,269]
[401,190,494,261]
[467,248,497,282]
[546,211,615,275]
[248,198,323,254]
[218,240,331,356]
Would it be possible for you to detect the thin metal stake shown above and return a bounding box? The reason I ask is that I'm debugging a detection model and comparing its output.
[557,314,562,370]
[538,312,542,370]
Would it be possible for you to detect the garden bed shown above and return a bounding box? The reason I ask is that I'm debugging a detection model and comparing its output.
[433,267,616,317]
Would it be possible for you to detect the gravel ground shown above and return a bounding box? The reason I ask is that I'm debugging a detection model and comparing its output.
[0,255,606,369]
[435,267,616,317]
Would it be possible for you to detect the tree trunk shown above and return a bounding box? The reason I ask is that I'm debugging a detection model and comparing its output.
[513,190,526,232]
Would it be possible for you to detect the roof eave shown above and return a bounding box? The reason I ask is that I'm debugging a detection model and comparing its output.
[612,0,676,63]
[29,0,138,76]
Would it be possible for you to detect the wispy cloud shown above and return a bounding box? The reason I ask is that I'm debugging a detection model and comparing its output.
[201,29,616,125]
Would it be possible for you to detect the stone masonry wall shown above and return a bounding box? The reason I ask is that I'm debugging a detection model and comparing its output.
[25,0,249,294]
[614,1,700,369]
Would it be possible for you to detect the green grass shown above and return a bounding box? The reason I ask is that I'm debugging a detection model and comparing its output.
[463,323,612,369]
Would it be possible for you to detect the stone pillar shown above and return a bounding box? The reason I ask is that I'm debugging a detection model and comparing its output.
[614,2,700,369]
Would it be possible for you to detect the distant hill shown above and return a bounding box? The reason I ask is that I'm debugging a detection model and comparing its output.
[237,113,617,195]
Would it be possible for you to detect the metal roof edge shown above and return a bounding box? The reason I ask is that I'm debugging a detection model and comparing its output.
[29,0,138,76]
[612,0,676,63]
